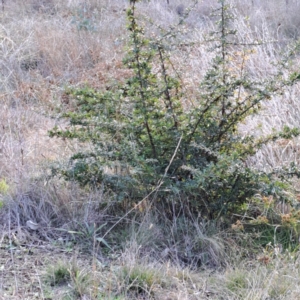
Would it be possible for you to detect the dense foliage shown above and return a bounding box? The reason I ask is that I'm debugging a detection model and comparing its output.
[50,0,300,218]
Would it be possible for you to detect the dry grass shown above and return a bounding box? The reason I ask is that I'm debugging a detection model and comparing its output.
[2,235,300,299]
[1,0,300,299]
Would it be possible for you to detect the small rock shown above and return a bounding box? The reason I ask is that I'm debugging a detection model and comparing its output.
[26,220,39,230]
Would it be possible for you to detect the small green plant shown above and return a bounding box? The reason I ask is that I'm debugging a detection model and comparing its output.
[226,270,248,292]
[50,0,300,219]
[66,222,111,251]
[71,5,97,32]
[45,262,70,286]
[121,265,166,296]
[0,178,9,195]
[0,178,9,209]
[45,259,91,298]
[69,260,91,298]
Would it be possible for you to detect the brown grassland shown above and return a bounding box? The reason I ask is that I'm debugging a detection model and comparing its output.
[1,0,300,299]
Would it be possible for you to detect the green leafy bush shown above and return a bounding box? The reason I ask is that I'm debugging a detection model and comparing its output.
[50,0,300,218]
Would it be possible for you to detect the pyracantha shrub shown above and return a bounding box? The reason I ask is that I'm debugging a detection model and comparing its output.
[50,0,300,218]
